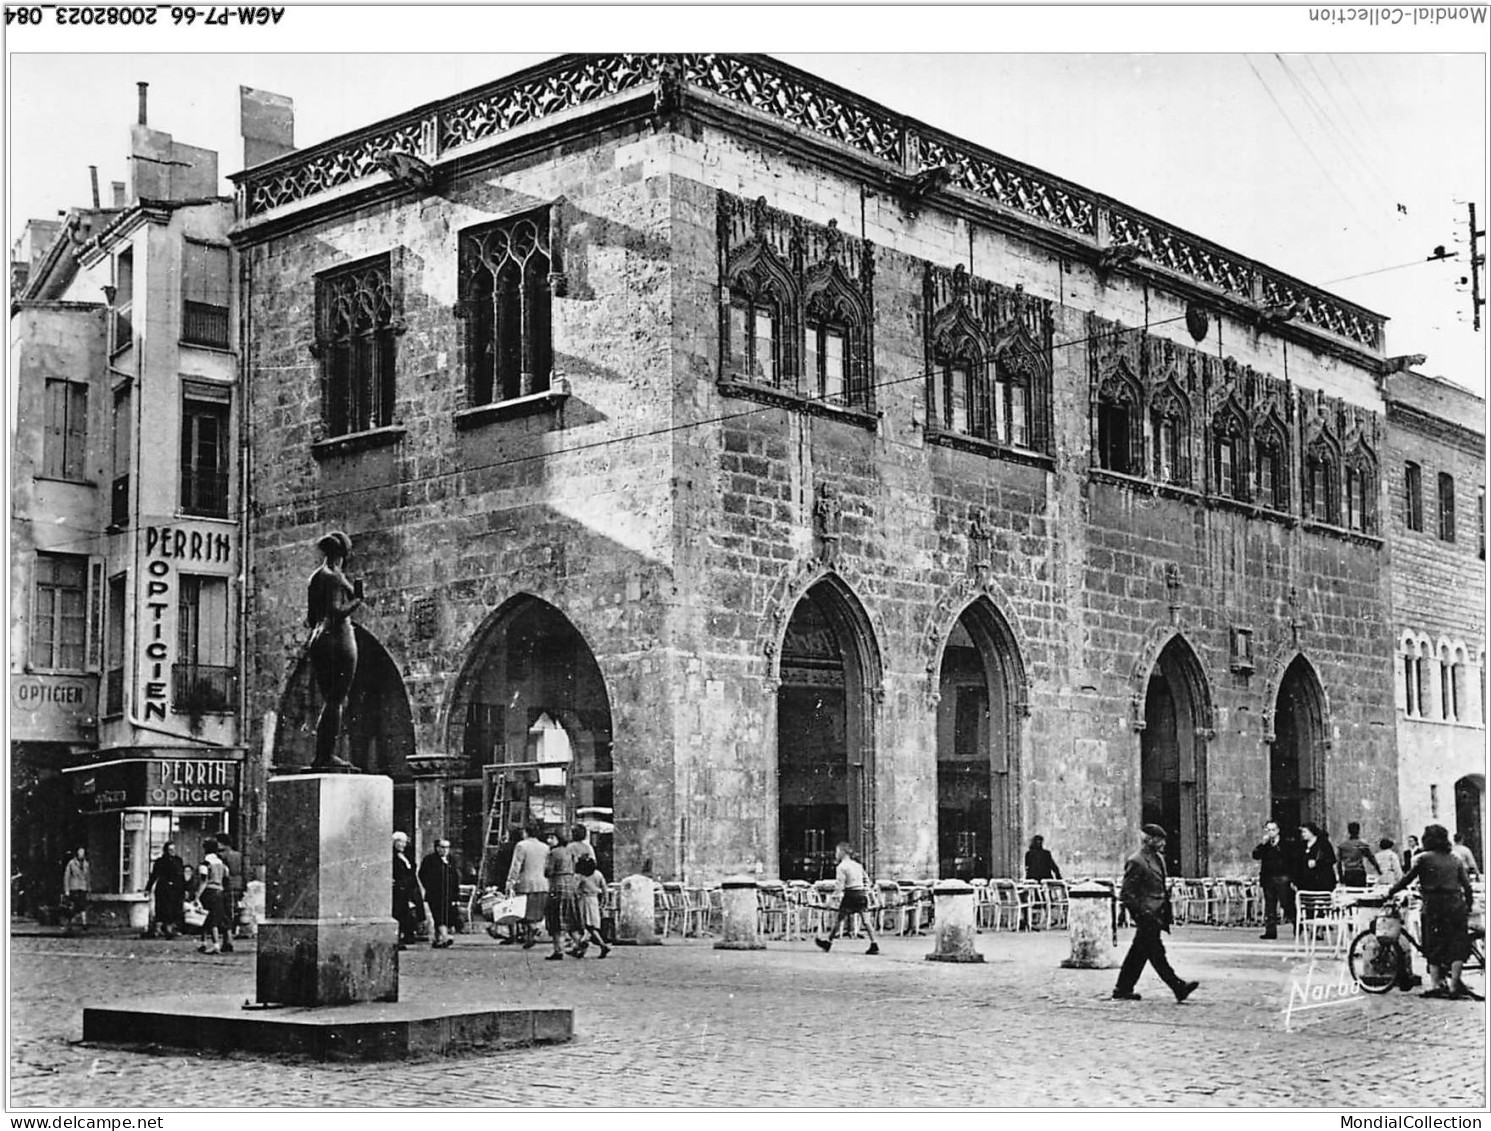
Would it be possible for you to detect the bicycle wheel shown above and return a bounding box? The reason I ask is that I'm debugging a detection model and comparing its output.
[1347,928,1402,994]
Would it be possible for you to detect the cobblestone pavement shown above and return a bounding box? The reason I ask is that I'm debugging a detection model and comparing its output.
[6,925,1487,1109]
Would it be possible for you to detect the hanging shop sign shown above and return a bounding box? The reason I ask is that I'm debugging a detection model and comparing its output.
[67,758,239,812]
[10,674,97,741]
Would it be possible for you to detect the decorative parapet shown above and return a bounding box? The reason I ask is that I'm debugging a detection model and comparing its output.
[234,52,1384,353]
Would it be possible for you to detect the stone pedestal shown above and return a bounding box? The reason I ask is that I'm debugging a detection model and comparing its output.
[615,874,660,945]
[926,879,983,963]
[256,774,399,1006]
[1061,881,1117,969]
[715,876,765,950]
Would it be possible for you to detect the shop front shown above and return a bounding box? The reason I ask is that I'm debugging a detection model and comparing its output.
[62,754,242,929]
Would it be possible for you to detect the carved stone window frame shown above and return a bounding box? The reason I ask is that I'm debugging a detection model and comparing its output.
[455,202,568,428]
[311,249,407,455]
[717,192,876,420]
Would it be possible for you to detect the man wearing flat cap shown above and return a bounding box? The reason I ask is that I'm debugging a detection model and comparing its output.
[1113,823,1199,1003]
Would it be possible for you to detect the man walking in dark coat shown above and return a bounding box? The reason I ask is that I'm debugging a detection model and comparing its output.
[418,838,461,948]
[1252,820,1292,939]
[216,834,243,950]
[1113,823,1199,1003]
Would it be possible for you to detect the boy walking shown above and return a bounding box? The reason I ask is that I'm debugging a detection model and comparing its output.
[815,842,879,955]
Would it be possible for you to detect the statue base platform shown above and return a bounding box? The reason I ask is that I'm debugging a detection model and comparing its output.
[82,993,572,1062]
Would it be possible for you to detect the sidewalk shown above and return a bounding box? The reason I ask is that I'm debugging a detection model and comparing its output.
[8,923,1487,1109]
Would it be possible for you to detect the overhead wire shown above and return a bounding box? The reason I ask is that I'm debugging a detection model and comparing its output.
[1242,55,1377,234]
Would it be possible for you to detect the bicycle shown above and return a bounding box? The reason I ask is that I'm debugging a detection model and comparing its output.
[1346,896,1485,995]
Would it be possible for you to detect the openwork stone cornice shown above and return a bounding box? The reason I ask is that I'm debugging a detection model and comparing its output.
[233,52,1384,352]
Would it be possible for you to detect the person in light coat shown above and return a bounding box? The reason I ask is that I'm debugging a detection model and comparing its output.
[506,824,550,949]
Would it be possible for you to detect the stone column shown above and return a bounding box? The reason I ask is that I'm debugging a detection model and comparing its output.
[925,879,983,963]
[1061,880,1117,969]
[256,774,400,1006]
[407,754,459,866]
[615,874,659,946]
[714,876,765,950]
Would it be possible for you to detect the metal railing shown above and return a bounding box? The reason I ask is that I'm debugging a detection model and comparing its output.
[182,301,230,349]
[180,468,229,518]
[171,663,238,714]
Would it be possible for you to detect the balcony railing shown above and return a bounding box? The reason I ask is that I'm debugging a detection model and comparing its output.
[182,301,230,349]
[180,468,229,518]
[171,663,237,715]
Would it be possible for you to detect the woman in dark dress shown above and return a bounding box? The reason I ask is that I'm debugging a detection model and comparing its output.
[143,842,186,938]
[1388,823,1479,1000]
[1296,823,1337,892]
[1025,836,1062,882]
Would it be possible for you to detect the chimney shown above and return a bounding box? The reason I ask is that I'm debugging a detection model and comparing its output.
[137,81,148,126]
[240,86,297,168]
[111,182,126,208]
[89,166,100,209]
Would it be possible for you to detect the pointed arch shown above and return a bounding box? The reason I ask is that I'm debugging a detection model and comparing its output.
[1148,377,1193,486]
[1211,395,1250,500]
[929,594,1029,878]
[773,572,883,879]
[1267,653,1328,833]
[443,592,615,878]
[1342,436,1378,533]
[273,624,418,831]
[803,261,871,408]
[1132,630,1213,876]
[1253,407,1291,511]
[1096,358,1144,474]
[722,239,798,389]
[1304,425,1342,524]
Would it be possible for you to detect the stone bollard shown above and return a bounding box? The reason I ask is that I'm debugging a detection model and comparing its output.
[1061,880,1117,968]
[616,874,660,946]
[714,875,766,950]
[925,879,984,963]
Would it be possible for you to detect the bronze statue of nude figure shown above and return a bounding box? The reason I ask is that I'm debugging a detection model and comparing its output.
[306,530,363,770]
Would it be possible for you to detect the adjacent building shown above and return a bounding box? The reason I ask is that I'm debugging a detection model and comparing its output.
[10,90,246,925]
[1384,368,1485,868]
[231,55,1404,885]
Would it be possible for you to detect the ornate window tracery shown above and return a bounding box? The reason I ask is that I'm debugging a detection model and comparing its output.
[458,209,558,406]
[1211,401,1249,501]
[1343,441,1377,534]
[1254,413,1290,512]
[925,264,1053,458]
[315,254,399,438]
[1096,365,1141,475]
[718,193,873,413]
[1148,384,1191,487]
[1305,438,1340,525]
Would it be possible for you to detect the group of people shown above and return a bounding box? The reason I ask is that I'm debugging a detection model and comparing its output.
[1253,819,1481,940]
[391,832,464,949]
[137,836,246,954]
[502,823,611,960]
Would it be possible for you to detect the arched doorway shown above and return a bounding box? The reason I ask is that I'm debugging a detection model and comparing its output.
[777,578,878,881]
[447,596,614,882]
[1140,636,1210,877]
[1271,654,1326,834]
[275,625,417,833]
[935,601,1023,879]
[1455,774,1484,872]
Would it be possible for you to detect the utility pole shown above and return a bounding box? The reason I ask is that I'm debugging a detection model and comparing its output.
[1470,202,1486,332]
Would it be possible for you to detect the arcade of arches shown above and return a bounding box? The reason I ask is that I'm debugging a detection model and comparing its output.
[270,598,1378,884]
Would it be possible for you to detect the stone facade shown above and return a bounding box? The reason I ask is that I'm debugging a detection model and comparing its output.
[234,54,1399,885]
[1383,369,1485,867]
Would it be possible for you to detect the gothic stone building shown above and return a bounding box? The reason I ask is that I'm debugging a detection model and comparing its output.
[232,55,1398,884]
